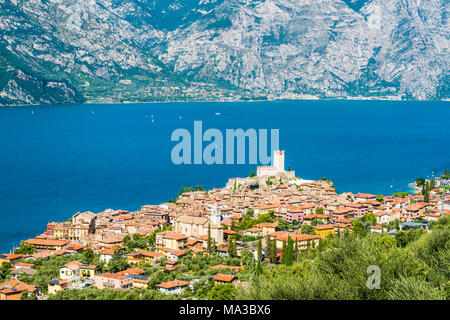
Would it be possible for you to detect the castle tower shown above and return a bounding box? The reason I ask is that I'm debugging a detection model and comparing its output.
[273,150,284,172]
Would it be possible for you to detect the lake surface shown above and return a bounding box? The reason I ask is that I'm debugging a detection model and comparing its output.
[0,100,449,253]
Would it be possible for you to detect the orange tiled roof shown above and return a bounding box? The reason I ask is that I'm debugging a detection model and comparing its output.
[213,274,237,282]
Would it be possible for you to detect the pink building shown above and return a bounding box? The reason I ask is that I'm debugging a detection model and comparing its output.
[94,273,133,290]
[285,208,304,223]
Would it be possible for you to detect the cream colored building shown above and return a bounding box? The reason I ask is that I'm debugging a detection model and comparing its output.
[173,215,224,245]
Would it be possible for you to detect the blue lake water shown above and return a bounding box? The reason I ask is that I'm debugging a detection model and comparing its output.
[0,100,449,253]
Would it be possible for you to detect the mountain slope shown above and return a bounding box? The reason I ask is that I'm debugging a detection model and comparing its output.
[0,0,448,106]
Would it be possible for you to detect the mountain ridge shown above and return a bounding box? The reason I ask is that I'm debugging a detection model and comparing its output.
[0,0,448,106]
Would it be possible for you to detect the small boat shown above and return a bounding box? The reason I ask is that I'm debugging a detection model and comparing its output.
[215,112,221,116]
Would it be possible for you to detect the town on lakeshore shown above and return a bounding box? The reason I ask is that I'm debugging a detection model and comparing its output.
[1,151,449,300]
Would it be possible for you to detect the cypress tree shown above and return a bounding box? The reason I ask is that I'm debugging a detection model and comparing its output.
[227,237,234,257]
[256,260,263,275]
[294,240,299,262]
[257,238,262,261]
[207,223,212,254]
[286,236,294,266]
[271,239,277,264]
[266,236,271,262]
[281,240,287,264]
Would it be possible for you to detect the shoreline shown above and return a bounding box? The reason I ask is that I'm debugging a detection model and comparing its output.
[2,176,419,254]
[1,97,449,109]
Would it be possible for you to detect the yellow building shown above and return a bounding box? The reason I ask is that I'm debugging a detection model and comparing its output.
[80,264,97,279]
[275,234,320,250]
[256,221,278,236]
[67,224,90,241]
[59,261,82,282]
[47,279,71,295]
[313,224,335,239]
[155,231,188,251]
[130,275,151,289]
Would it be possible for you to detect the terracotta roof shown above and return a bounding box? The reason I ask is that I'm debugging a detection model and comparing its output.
[96,273,128,280]
[25,238,70,246]
[313,224,335,230]
[156,280,189,289]
[213,274,237,282]
[116,268,145,276]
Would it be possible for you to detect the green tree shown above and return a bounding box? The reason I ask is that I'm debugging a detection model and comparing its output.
[207,223,212,255]
[285,236,294,266]
[257,239,262,261]
[209,283,236,300]
[281,240,287,264]
[362,213,377,226]
[14,241,36,255]
[416,178,425,186]
[108,251,128,273]
[82,247,95,264]
[271,239,277,264]
[294,240,299,262]
[301,224,315,235]
[0,262,12,281]
[266,236,272,262]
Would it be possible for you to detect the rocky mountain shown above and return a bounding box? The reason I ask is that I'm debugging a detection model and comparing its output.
[0,0,448,106]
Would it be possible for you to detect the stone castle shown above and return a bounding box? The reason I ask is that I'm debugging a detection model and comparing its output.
[226,150,296,189]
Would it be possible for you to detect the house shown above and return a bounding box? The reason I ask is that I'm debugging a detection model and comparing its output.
[65,245,85,253]
[313,224,335,239]
[303,214,330,225]
[370,225,383,234]
[10,267,37,279]
[0,279,38,300]
[155,231,188,251]
[285,207,304,223]
[130,250,165,264]
[116,267,145,276]
[226,225,240,235]
[275,234,320,250]
[24,238,70,251]
[99,249,116,264]
[374,212,391,224]
[166,249,186,262]
[47,279,72,295]
[80,264,97,280]
[256,221,278,235]
[60,261,82,282]
[209,265,240,273]
[216,247,229,257]
[29,250,54,260]
[0,254,26,265]
[243,227,262,237]
[155,280,189,294]
[127,274,151,289]
[424,213,441,221]
[94,273,133,290]
[354,193,377,201]
[213,274,237,285]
